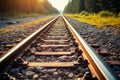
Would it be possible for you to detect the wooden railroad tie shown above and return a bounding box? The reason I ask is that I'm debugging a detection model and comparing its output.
[34,52,72,56]
[27,62,79,67]
[4,44,16,48]
[105,60,120,66]
[40,44,70,48]
[44,40,68,43]
[46,36,67,38]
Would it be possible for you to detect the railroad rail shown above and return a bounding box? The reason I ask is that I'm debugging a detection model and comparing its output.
[0,15,119,80]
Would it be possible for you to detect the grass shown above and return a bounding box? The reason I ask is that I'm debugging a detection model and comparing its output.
[0,12,43,19]
[66,13,120,28]
[0,16,53,34]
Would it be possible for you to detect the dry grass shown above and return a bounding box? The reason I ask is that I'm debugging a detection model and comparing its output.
[0,13,42,19]
[66,14,120,28]
[0,16,52,34]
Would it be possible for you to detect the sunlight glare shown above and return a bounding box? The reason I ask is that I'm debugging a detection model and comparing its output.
[48,0,69,11]
[38,0,44,2]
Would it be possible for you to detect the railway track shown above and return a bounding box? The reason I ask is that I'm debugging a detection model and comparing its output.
[0,16,119,80]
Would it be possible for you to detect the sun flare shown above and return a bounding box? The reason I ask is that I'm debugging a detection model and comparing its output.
[48,0,69,11]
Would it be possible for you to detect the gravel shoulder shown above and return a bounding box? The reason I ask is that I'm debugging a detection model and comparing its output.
[66,16,120,77]
[0,16,55,54]
[0,15,49,27]
[66,16,120,55]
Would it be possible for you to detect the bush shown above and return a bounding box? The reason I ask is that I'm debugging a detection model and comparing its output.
[99,11,115,17]
[79,11,89,16]
[118,13,120,17]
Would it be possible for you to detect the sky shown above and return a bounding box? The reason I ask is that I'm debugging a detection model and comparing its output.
[48,0,69,11]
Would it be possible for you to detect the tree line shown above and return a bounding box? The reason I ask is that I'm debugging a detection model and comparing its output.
[64,0,120,14]
[0,0,59,14]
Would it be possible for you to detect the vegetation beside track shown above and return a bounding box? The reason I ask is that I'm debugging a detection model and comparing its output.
[66,11,120,28]
[0,13,44,19]
[0,16,53,34]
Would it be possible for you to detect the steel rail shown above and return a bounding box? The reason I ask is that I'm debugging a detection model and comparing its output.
[62,16,119,80]
[0,16,59,72]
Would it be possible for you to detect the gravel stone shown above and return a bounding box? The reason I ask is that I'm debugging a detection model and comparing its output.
[34,66,43,73]
[68,73,74,78]
[9,68,20,77]
[53,72,59,76]
[25,71,35,78]
[46,68,57,72]
[26,55,36,61]
[31,47,37,53]
[26,67,35,71]
[33,74,39,79]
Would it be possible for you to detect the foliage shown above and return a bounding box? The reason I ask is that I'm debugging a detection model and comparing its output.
[64,0,120,14]
[64,1,72,13]
[64,0,80,13]
[99,11,115,17]
[118,13,120,17]
[66,13,120,28]
[0,0,59,15]
[79,11,89,16]
[0,12,42,19]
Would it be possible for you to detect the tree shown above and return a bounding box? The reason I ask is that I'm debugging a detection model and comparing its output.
[70,0,79,13]
[64,0,72,13]
[84,0,99,13]
[0,0,59,14]
[79,0,85,12]
[64,0,120,14]
[98,0,109,11]
[107,0,120,13]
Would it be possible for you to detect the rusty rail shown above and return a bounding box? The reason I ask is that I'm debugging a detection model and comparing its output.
[62,15,119,80]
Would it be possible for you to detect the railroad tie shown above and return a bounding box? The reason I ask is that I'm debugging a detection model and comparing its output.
[34,52,73,56]
[27,62,79,67]
[105,60,120,66]
[44,40,68,43]
[40,44,70,48]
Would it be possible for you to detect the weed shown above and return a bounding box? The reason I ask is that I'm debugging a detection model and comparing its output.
[66,12,120,28]
[79,11,89,16]
[99,11,115,17]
